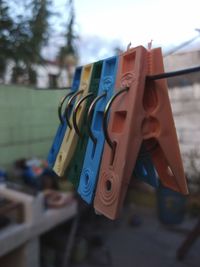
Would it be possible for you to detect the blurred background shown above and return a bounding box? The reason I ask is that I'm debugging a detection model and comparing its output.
[0,0,200,267]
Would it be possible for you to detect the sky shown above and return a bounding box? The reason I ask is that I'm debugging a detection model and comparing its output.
[47,0,200,63]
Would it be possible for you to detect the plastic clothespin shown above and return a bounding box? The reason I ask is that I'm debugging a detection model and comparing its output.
[47,67,82,168]
[65,61,103,188]
[78,56,119,203]
[53,64,93,176]
[94,46,188,219]
[143,47,188,194]
[132,54,158,190]
[94,46,148,219]
[126,40,157,188]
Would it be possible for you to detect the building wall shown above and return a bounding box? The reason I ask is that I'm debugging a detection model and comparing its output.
[164,50,200,88]
[169,84,200,177]
[35,64,69,89]
[2,62,69,89]
[0,85,67,170]
[164,50,200,71]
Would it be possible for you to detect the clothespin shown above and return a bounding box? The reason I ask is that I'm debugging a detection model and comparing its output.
[47,67,82,168]
[53,64,93,176]
[144,47,188,194]
[94,46,188,219]
[78,56,119,203]
[65,61,103,188]
[125,42,158,188]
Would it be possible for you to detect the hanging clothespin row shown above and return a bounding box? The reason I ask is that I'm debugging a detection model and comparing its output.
[78,56,119,204]
[53,64,93,176]
[65,61,103,188]
[94,46,188,220]
[47,67,82,168]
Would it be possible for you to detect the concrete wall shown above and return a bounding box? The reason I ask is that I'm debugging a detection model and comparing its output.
[169,84,200,177]
[0,85,66,170]
[164,50,200,71]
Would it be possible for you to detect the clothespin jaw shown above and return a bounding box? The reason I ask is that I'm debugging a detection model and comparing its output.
[53,64,93,176]
[65,61,103,189]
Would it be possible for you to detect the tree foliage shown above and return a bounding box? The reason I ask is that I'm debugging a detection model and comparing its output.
[57,0,78,84]
[0,0,13,78]
[29,0,52,63]
[0,0,52,84]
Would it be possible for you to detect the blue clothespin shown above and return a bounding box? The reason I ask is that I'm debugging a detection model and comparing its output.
[47,67,82,168]
[133,144,159,188]
[78,56,118,204]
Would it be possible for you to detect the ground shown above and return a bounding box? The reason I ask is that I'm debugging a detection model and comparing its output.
[68,205,200,267]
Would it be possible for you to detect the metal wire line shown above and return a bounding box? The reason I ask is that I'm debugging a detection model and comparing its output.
[52,65,200,90]
[147,65,200,80]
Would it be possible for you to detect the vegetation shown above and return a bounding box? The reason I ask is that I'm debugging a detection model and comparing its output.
[0,0,77,85]
[0,0,13,80]
[57,0,78,84]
